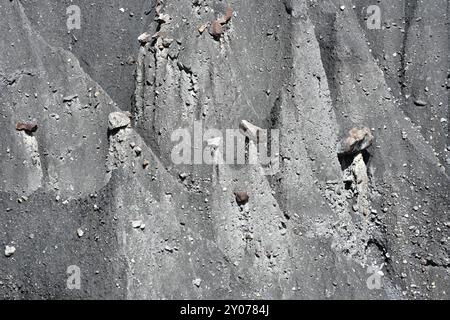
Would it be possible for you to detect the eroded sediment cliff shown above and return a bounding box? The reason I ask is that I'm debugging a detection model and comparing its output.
[0,0,448,299]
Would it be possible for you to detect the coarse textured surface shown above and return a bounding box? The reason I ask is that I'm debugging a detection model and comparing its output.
[0,0,448,299]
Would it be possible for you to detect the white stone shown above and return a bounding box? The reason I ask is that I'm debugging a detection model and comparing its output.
[5,245,16,257]
[138,32,151,44]
[193,278,202,287]
[132,220,142,228]
[108,112,130,130]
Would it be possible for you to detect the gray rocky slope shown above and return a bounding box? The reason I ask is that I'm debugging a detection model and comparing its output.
[0,0,449,299]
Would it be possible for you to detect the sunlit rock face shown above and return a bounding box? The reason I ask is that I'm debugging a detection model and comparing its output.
[0,0,448,300]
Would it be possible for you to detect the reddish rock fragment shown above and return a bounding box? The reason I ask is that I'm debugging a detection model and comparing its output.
[337,127,373,155]
[210,4,233,40]
[16,121,38,134]
[234,191,249,206]
[209,20,224,40]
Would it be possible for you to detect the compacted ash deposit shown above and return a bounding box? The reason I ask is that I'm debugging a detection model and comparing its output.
[0,0,449,300]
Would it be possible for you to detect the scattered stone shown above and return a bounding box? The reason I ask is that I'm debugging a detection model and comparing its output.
[413,206,419,211]
[132,220,143,228]
[337,127,373,155]
[340,5,345,11]
[414,99,427,106]
[179,172,188,180]
[63,94,78,102]
[77,228,84,237]
[4,245,16,257]
[192,278,202,287]
[134,146,142,156]
[108,111,131,130]
[234,191,249,206]
[16,120,38,134]
[143,159,150,168]
[198,24,208,34]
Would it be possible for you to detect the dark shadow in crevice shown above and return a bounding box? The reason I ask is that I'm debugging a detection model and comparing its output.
[337,148,372,172]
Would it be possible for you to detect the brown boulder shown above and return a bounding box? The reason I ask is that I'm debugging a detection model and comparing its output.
[234,191,249,206]
[337,127,373,155]
[16,120,38,134]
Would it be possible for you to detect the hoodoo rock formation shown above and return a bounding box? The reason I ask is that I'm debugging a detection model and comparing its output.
[0,0,448,300]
